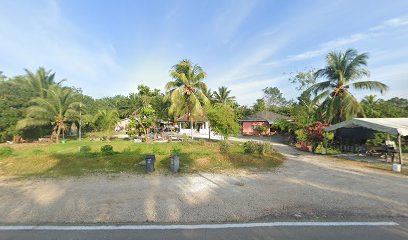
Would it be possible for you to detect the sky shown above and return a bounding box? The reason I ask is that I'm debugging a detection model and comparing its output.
[1,0,408,105]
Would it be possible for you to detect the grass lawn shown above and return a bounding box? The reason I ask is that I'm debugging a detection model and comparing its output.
[0,139,284,177]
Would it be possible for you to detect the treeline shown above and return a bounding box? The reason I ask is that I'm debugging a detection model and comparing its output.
[0,68,171,142]
[1,49,408,143]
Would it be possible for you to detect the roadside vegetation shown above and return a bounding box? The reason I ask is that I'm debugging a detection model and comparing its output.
[0,139,283,178]
[0,48,406,174]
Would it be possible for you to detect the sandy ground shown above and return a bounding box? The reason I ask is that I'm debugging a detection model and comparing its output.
[0,137,407,224]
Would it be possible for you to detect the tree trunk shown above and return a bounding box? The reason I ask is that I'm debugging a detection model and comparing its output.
[55,126,61,144]
[190,112,194,140]
[106,129,110,142]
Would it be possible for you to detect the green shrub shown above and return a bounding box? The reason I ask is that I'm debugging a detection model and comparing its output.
[254,126,269,132]
[79,145,92,153]
[100,145,114,155]
[0,147,13,157]
[243,141,273,155]
[257,142,273,155]
[182,134,190,145]
[295,129,307,143]
[219,140,231,153]
[243,141,257,154]
[171,146,182,156]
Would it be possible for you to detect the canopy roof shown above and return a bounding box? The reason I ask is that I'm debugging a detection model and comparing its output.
[239,111,289,124]
[325,118,408,136]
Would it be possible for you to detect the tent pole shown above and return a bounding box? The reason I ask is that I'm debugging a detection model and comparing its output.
[398,135,403,165]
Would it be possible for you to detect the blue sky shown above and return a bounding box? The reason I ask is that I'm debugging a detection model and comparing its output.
[1,0,408,105]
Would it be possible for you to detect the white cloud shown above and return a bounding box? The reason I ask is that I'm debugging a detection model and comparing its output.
[266,16,408,66]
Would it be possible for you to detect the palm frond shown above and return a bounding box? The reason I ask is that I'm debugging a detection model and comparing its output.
[349,81,389,94]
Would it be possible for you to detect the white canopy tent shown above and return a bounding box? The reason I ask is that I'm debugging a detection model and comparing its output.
[326,118,408,164]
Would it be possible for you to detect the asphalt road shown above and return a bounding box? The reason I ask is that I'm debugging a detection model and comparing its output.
[1,222,407,240]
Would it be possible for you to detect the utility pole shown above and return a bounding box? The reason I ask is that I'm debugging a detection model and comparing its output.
[79,102,82,141]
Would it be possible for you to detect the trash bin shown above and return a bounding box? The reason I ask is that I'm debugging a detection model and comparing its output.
[145,154,155,173]
[170,155,179,173]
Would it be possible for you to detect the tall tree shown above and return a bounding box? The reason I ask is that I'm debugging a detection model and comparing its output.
[309,49,388,123]
[207,103,240,140]
[361,95,380,118]
[262,87,287,108]
[288,68,316,91]
[252,98,266,113]
[19,67,65,98]
[213,86,236,105]
[17,86,80,143]
[165,59,210,139]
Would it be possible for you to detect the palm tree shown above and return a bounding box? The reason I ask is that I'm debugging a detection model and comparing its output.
[309,49,388,123]
[361,95,380,117]
[213,86,236,105]
[165,59,210,139]
[17,86,80,143]
[361,95,378,106]
[93,109,120,142]
[14,67,65,98]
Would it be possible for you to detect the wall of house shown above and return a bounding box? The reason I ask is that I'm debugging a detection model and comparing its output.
[178,121,216,136]
[241,121,270,135]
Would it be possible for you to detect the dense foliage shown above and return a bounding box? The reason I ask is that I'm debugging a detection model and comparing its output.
[0,49,405,145]
[207,103,240,139]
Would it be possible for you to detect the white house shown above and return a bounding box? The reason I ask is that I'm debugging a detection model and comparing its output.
[176,113,217,137]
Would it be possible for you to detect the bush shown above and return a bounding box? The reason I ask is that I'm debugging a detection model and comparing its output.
[100,145,114,155]
[243,141,273,155]
[171,146,182,156]
[219,140,231,153]
[257,142,273,155]
[254,126,269,132]
[299,142,309,152]
[243,141,257,154]
[182,134,190,145]
[79,145,92,153]
[295,129,307,143]
[0,147,13,157]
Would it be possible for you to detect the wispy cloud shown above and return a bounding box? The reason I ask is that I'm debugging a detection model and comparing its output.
[0,0,119,97]
[212,0,258,44]
[266,16,408,66]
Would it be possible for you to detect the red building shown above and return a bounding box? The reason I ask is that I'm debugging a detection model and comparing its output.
[239,111,289,136]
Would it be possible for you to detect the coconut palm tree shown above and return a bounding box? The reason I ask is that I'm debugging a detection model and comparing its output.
[309,49,388,123]
[361,95,380,117]
[17,67,65,98]
[213,86,236,105]
[165,59,210,139]
[93,109,120,142]
[17,86,80,143]
[361,94,378,106]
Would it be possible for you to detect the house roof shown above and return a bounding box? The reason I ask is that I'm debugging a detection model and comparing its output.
[239,111,289,124]
[325,118,408,136]
[176,113,208,122]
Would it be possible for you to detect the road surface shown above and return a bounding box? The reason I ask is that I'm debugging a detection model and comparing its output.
[0,221,407,240]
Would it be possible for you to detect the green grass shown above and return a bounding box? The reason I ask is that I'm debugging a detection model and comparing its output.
[0,139,284,177]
